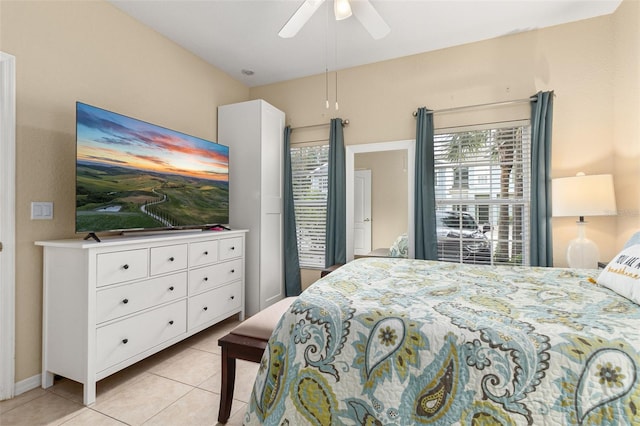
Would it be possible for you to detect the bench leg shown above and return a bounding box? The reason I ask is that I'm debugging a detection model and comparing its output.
[218,346,236,424]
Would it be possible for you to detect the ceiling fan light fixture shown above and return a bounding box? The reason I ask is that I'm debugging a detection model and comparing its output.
[279,0,388,39]
[334,0,352,20]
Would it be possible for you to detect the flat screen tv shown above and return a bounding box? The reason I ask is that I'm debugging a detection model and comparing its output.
[76,102,229,237]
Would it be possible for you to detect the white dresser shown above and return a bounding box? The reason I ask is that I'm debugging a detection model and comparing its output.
[36,230,247,405]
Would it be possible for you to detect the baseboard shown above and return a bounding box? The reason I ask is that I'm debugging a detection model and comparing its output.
[14,374,40,396]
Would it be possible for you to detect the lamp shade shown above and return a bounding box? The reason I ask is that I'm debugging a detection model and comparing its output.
[552,173,617,217]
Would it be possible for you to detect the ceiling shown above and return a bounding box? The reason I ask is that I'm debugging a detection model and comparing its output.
[109,0,622,87]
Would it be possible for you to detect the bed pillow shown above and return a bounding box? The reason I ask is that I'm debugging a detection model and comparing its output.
[389,233,408,258]
[624,231,640,249]
[597,244,640,305]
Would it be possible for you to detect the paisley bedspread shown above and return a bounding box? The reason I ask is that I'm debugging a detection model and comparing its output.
[244,258,640,425]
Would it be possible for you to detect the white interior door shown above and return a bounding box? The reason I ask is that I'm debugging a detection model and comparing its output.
[353,170,371,255]
[0,51,16,401]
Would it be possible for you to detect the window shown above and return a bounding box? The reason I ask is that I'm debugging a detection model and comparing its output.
[290,144,329,268]
[433,122,531,266]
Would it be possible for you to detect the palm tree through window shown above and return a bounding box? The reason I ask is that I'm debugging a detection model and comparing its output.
[433,122,531,265]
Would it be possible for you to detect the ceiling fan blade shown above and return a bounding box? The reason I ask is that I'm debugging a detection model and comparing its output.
[278,0,326,38]
[350,0,390,40]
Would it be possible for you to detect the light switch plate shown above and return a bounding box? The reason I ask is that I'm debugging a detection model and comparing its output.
[31,202,53,220]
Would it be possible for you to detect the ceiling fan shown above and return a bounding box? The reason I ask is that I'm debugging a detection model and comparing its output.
[278,0,391,40]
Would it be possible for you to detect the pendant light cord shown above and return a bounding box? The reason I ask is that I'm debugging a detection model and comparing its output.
[325,4,330,109]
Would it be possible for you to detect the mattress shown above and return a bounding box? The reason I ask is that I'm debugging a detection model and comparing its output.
[245,257,640,425]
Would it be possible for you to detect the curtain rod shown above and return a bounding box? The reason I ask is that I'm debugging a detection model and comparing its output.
[412,96,537,117]
[290,119,350,130]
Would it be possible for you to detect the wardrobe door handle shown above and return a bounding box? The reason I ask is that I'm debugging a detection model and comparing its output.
[169,257,175,262]
[122,264,129,270]
[203,306,208,311]
[122,338,128,344]
[169,286,174,291]
[122,298,129,304]
[169,320,174,325]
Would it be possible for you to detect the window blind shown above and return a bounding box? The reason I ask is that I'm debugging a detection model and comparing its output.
[290,144,330,268]
[433,121,531,266]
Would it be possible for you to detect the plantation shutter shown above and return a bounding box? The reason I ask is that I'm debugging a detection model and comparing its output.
[433,121,531,265]
[290,144,329,268]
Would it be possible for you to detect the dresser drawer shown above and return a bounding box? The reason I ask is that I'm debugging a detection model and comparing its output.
[96,249,148,287]
[96,272,187,324]
[219,237,243,260]
[96,300,186,372]
[188,258,243,295]
[188,281,242,330]
[189,240,219,267]
[150,244,188,276]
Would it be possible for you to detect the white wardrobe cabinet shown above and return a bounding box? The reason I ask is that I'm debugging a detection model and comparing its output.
[218,99,285,316]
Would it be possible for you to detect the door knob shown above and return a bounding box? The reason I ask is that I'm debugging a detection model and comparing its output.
[364,218,371,222]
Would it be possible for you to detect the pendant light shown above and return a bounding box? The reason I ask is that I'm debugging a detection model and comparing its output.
[325,68,330,109]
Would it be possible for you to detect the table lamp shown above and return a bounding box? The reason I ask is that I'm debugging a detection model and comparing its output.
[552,172,617,269]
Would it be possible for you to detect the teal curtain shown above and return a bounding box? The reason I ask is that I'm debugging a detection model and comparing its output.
[325,118,346,267]
[414,107,438,260]
[530,91,554,267]
[283,126,302,295]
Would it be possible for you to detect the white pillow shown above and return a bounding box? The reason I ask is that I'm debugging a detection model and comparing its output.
[597,244,640,305]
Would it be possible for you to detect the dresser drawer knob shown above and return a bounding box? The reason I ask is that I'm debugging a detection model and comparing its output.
[122,338,128,344]
[169,320,174,325]
[230,246,235,251]
[203,306,208,311]
[169,257,175,262]
[122,298,129,304]
[122,264,129,270]
[169,286,174,291]
[204,277,208,282]
[230,295,235,300]
[204,251,209,255]
[231,269,235,274]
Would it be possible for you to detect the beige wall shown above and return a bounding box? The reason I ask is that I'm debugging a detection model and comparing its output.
[0,0,249,383]
[252,1,640,289]
[613,0,640,248]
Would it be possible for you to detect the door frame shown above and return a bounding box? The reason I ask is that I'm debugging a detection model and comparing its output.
[0,51,16,400]
[346,140,415,262]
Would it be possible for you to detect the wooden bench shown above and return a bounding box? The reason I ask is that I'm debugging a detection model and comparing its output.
[217,297,296,423]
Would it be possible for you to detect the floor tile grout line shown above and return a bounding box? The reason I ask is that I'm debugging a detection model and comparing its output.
[0,391,50,416]
[57,406,133,426]
[139,386,211,426]
[146,365,219,390]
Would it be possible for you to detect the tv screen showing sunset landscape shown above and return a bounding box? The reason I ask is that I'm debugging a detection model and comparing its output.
[75,102,229,234]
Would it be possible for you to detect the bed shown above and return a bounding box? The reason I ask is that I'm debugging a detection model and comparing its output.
[244,254,640,425]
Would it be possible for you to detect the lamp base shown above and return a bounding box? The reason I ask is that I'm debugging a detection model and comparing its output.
[566,221,599,269]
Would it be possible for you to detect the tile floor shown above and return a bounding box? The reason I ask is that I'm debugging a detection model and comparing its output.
[0,315,259,426]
